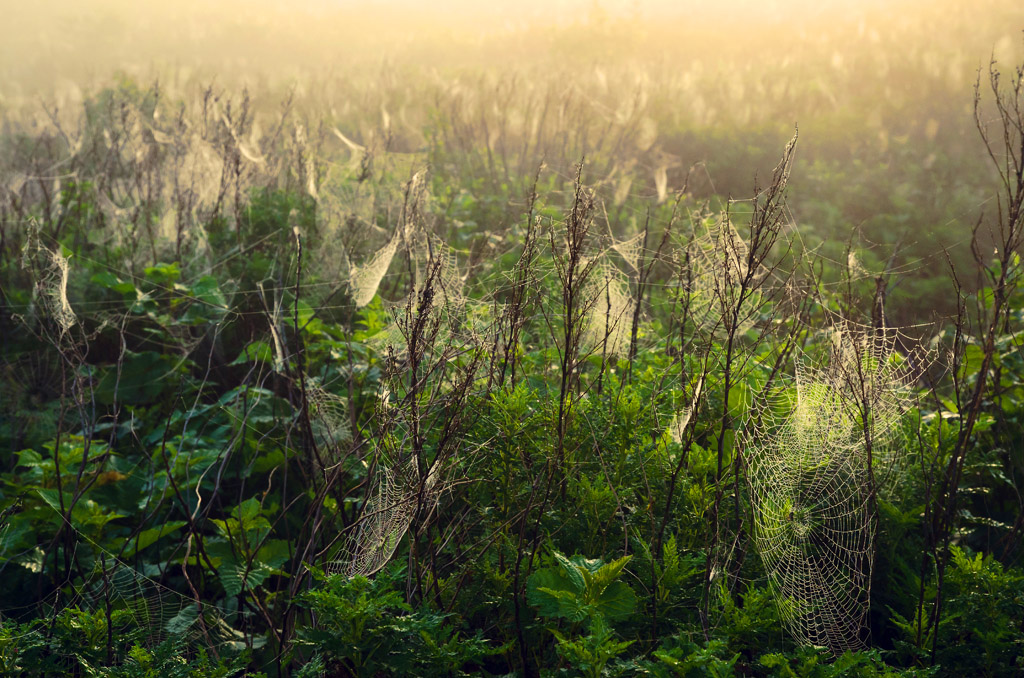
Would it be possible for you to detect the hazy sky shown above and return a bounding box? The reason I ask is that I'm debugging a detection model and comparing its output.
[1,0,1020,99]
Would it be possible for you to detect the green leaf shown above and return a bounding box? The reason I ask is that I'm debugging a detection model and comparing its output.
[180,275,227,324]
[237,497,261,523]
[526,567,575,618]
[165,603,199,635]
[219,557,279,597]
[593,555,632,591]
[595,581,636,620]
[230,341,275,365]
[554,551,586,593]
[114,521,187,557]
[36,490,124,530]
[144,262,181,286]
[91,271,136,296]
[959,343,986,381]
[95,351,172,405]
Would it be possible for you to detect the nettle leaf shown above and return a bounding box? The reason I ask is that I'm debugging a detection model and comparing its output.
[144,262,181,286]
[593,555,631,591]
[236,498,261,523]
[95,351,172,405]
[252,449,286,474]
[527,552,637,622]
[15,448,44,468]
[213,498,271,542]
[554,552,586,593]
[92,270,136,296]
[537,587,590,623]
[526,567,575,619]
[230,341,275,366]
[595,581,637,621]
[179,275,227,324]
[36,489,124,530]
[0,514,36,555]
[257,539,291,569]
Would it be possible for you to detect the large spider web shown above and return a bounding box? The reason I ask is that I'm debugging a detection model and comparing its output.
[746,327,916,653]
[333,456,441,578]
[76,558,231,653]
[337,198,491,579]
[367,227,495,359]
[0,525,241,670]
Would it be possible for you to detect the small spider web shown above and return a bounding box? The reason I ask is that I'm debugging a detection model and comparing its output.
[582,257,634,358]
[685,213,759,339]
[306,381,352,457]
[21,225,77,342]
[349,229,401,308]
[610,231,645,272]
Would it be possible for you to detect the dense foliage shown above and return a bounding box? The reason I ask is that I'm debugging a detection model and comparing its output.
[1,6,1023,676]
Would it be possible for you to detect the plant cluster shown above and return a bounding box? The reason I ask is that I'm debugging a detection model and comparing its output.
[1,10,1024,678]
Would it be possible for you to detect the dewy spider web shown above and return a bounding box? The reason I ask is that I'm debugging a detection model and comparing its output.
[21,225,77,342]
[746,327,916,653]
[306,380,352,456]
[685,212,759,339]
[582,256,634,358]
[1,519,240,667]
[367,228,495,358]
[610,231,645,272]
[333,456,440,578]
[78,559,212,649]
[349,230,401,308]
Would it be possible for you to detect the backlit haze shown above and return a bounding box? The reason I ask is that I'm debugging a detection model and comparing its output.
[3,0,1021,98]
[2,0,1023,320]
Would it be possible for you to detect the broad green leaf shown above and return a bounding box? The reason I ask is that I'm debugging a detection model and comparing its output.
[526,567,574,618]
[593,555,632,591]
[219,557,279,597]
[165,603,199,635]
[230,341,275,365]
[595,580,637,620]
[114,521,187,557]
[554,551,586,593]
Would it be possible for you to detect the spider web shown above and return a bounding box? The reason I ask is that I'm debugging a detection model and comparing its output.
[333,457,440,578]
[686,213,758,339]
[367,230,494,358]
[669,376,703,445]
[306,381,352,459]
[340,227,487,578]
[1,522,241,669]
[348,229,401,308]
[347,171,434,309]
[746,327,917,653]
[610,231,645,272]
[21,226,77,342]
[78,559,209,649]
[582,258,634,358]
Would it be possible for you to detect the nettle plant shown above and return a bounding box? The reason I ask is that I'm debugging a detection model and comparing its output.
[2,43,1024,677]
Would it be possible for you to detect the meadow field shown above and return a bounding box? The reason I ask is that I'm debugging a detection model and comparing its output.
[1,1,1023,675]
